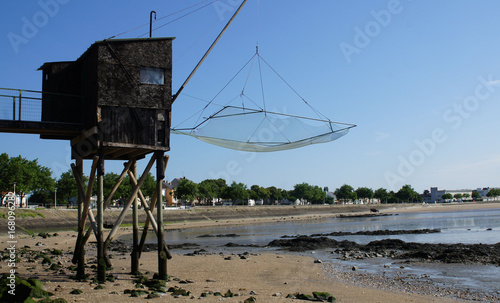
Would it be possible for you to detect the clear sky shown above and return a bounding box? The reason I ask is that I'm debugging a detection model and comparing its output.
[1,0,500,193]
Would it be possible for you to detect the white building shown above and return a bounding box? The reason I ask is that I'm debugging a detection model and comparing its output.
[428,187,499,202]
[430,187,472,202]
[1,192,27,208]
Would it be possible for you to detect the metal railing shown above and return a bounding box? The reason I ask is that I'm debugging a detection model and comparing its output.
[0,88,84,123]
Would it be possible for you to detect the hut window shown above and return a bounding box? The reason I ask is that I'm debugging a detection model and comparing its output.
[140,67,165,85]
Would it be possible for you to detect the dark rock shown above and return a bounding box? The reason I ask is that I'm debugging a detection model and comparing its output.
[70,289,83,295]
[0,275,54,302]
[244,296,257,303]
[313,291,336,302]
[146,293,160,299]
[167,286,190,296]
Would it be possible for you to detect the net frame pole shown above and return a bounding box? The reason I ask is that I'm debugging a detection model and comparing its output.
[172,0,248,103]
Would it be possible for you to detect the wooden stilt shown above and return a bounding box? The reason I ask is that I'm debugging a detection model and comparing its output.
[72,156,98,269]
[131,160,140,275]
[96,150,106,283]
[138,156,169,258]
[127,170,172,259]
[156,151,167,279]
[103,153,156,266]
[75,158,85,277]
[71,161,99,264]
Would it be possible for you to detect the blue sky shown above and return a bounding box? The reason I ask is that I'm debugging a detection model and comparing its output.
[1,0,500,193]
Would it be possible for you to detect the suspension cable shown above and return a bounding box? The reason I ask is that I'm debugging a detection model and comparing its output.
[106,0,216,40]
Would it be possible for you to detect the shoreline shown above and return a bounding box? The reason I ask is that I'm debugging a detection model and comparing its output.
[3,230,465,303]
[1,202,499,302]
[2,201,498,235]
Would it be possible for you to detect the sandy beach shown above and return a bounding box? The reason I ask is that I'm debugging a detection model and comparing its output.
[1,202,499,302]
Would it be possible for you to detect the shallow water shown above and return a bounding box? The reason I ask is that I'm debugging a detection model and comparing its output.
[121,206,500,298]
[163,207,500,248]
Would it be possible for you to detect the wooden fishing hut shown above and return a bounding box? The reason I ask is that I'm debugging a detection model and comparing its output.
[38,37,175,281]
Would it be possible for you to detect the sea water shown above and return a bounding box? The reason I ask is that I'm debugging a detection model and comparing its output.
[124,206,500,297]
[163,207,500,247]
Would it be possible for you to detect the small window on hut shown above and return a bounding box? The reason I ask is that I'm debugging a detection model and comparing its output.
[140,67,165,85]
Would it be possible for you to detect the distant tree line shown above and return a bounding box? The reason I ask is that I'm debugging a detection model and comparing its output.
[2,153,500,207]
[174,179,330,205]
[0,153,155,207]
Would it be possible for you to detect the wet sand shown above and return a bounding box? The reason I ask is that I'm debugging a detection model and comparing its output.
[2,202,498,302]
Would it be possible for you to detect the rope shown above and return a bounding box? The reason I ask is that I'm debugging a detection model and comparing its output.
[138,1,217,38]
[257,53,330,122]
[257,47,267,114]
[106,0,216,40]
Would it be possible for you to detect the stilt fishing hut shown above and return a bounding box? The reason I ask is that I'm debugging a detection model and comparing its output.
[38,37,175,281]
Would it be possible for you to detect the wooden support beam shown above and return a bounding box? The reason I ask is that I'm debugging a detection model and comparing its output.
[80,156,99,231]
[103,160,133,208]
[156,151,167,279]
[126,168,172,260]
[131,160,140,274]
[138,155,169,258]
[75,158,85,277]
[103,153,157,260]
[71,157,99,266]
[77,161,132,258]
[96,150,106,283]
[71,167,98,260]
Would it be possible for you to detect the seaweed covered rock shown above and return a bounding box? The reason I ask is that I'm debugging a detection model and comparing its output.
[287,291,336,302]
[0,274,54,302]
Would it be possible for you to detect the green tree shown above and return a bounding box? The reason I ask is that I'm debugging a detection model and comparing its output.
[227,181,249,204]
[140,172,157,198]
[471,190,482,200]
[56,169,87,205]
[0,153,55,205]
[395,184,421,202]
[374,188,389,203]
[267,186,283,204]
[462,193,471,200]
[486,188,500,198]
[453,193,463,200]
[355,187,374,203]
[198,179,217,204]
[248,185,261,201]
[441,193,453,201]
[175,179,198,204]
[334,184,357,203]
[291,183,325,204]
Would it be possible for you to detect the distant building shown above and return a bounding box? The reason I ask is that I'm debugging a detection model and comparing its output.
[162,180,178,207]
[1,192,27,208]
[430,187,472,202]
[428,187,499,202]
